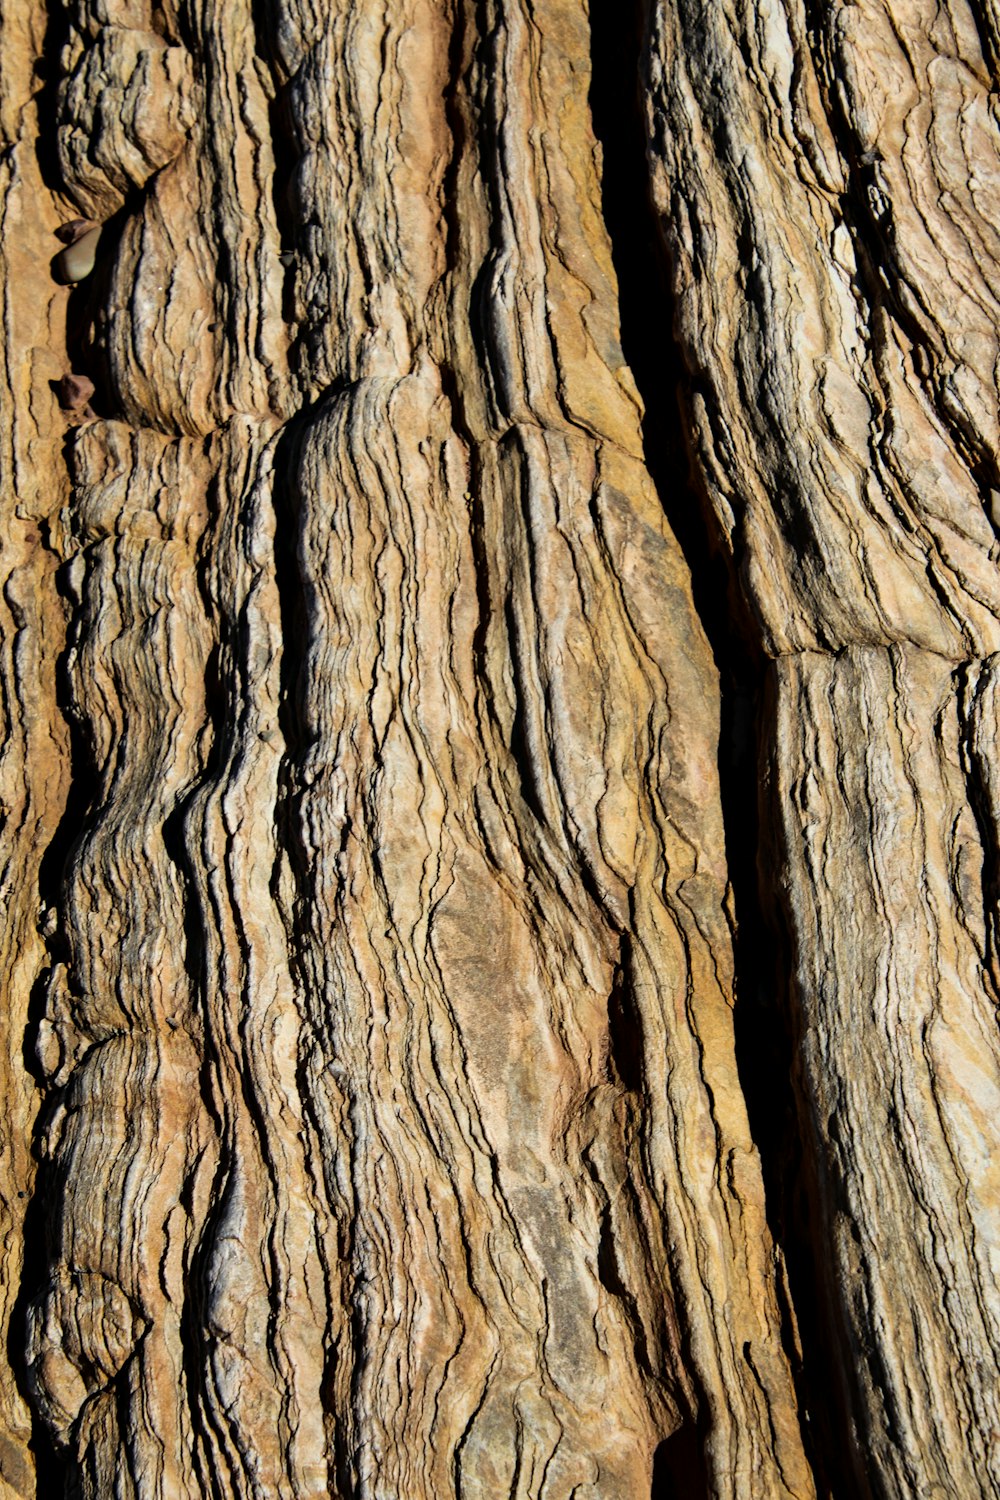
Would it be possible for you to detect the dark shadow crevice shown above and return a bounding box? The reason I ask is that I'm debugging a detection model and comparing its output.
[15,8,100,1491]
[7,1147,70,1500]
[586,0,836,1492]
[651,1422,711,1499]
[19,549,102,1500]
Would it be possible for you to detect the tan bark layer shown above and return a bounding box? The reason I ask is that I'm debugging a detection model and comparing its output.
[646,0,1000,1493]
[0,8,74,1497]
[765,647,1000,1495]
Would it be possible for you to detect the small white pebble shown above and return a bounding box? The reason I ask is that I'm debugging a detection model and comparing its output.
[55,225,102,284]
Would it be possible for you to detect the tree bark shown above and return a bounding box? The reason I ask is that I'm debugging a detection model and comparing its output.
[0,0,997,1496]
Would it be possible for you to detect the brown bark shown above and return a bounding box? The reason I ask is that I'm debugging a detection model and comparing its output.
[0,0,997,1496]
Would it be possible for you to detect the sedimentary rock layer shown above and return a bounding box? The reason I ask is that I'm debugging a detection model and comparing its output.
[646,1,1000,1492]
[0,0,997,1496]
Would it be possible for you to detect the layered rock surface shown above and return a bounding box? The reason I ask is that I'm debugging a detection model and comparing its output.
[0,0,996,1496]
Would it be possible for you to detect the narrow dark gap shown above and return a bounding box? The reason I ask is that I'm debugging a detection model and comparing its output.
[34,557,98,918]
[264,404,363,1500]
[651,1422,711,1499]
[269,422,309,802]
[596,1207,653,1376]
[268,85,303,335]
[159,644,229,1038]
[7,1154,69,1499]
[18,12,99,1494]
[18,550,101,1500]
[28,2,70,202]
[956,664,1000,992]
[65,194,143,423]
[505,637,548,829]
[586,2,839,1494]
[606,940,643,1093]
[177,1147,238,1500]
[266,390,342,905]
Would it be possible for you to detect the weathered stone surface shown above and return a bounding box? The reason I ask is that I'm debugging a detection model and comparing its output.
[646,1,1000,1493]
[0,0,997,1495]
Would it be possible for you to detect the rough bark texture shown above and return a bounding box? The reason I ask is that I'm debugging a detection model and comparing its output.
[0,0,997,1497]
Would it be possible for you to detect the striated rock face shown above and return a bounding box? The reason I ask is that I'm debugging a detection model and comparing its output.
[646,2,1000,1493]
[0,0,996,1496]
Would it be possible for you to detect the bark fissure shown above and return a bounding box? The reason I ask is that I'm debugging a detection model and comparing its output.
[587,6,828,1486]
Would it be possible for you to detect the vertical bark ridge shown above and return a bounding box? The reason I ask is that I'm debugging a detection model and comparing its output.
[0,4,76,1493]
[645,1,1000,1493]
